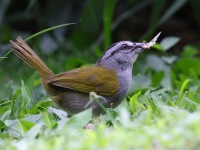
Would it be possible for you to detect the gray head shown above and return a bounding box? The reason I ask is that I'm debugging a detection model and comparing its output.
[96,41,144,72]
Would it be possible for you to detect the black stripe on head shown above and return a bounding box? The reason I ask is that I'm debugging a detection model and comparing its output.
[104,41,133,60]
[105,49,120,60]
[96,42,117,64]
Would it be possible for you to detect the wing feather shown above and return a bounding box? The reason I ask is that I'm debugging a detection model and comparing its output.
[48,66,118,96]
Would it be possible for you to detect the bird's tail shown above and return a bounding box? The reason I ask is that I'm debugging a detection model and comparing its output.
[10,37,54,78]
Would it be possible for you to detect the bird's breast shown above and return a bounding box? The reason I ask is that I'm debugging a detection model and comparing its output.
[107,68,132,108]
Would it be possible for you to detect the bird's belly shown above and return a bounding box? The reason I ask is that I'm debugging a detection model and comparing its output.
[51,90,90,115]
[49,75,132,116]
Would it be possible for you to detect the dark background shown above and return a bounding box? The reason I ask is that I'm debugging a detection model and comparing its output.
[0,0,200,81]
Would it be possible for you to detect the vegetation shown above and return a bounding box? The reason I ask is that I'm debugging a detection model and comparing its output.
[1,0,200,149]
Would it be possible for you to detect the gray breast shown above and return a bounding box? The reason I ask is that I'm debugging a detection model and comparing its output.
[104,67,132,109]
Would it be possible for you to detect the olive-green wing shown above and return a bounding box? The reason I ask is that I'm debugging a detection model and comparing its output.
[48,66,118,96]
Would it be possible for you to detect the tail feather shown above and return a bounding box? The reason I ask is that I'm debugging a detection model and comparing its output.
[10,37,53,78]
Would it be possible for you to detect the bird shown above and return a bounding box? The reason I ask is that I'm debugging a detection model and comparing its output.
[10,36,153,116]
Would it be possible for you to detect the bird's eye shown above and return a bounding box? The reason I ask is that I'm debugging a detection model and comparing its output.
[121,44,128,50]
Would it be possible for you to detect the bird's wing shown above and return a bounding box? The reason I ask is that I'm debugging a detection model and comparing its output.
[48,66,118,96]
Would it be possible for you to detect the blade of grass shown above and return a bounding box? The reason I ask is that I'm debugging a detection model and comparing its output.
[103,0,117,49]
[95,0,152,46]
[0,23,75,63]
[130,91,144,111]
[177,79,190,104]
[141,0,165,40]
[142,0,188,39]
[112,0,152,30]
[24,23,75,41]
[158,0,188,25]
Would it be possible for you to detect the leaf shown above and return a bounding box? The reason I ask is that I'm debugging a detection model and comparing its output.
[162,56,177,64]
[47,107,67,120]
[172,58,200,78]
[180,45,199,58]
[24,123,43,140]
[151,71,164,87]
[130,91,146,111]
[0,109,11,121]
[0,120,6,132]
[160,36,180,51]
[106,109,119,127]
[21,80,31,108]
[10,88,23,119]
[66,108,92,128]
[18,120,35,136]
[26,71,38,92]
[40,111,52,129]
[152,43,164,51]
[4,119,21,138]
[12,88,21,100]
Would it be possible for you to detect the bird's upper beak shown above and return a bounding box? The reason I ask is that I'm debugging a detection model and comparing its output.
[134,43,146,48]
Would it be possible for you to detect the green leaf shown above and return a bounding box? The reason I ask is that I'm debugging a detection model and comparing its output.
[48,107,67,120]
[172,58,200,78]
[24,123,43,140]
[66,108,92,128]
[21,80,31,108]
[130,91,146,111]
[151,71,164,87]
[40,111,52,129]
[180,45,199,58]
[12,88,21,100]
[10,88,23,119]
[152,43,164,51]
[0,120,6,132]
[18,120,35,136]
[26,71,38,92]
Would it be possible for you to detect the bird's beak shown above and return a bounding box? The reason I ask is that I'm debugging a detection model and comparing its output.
[133,42,146,53]
[134,43,146,49]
